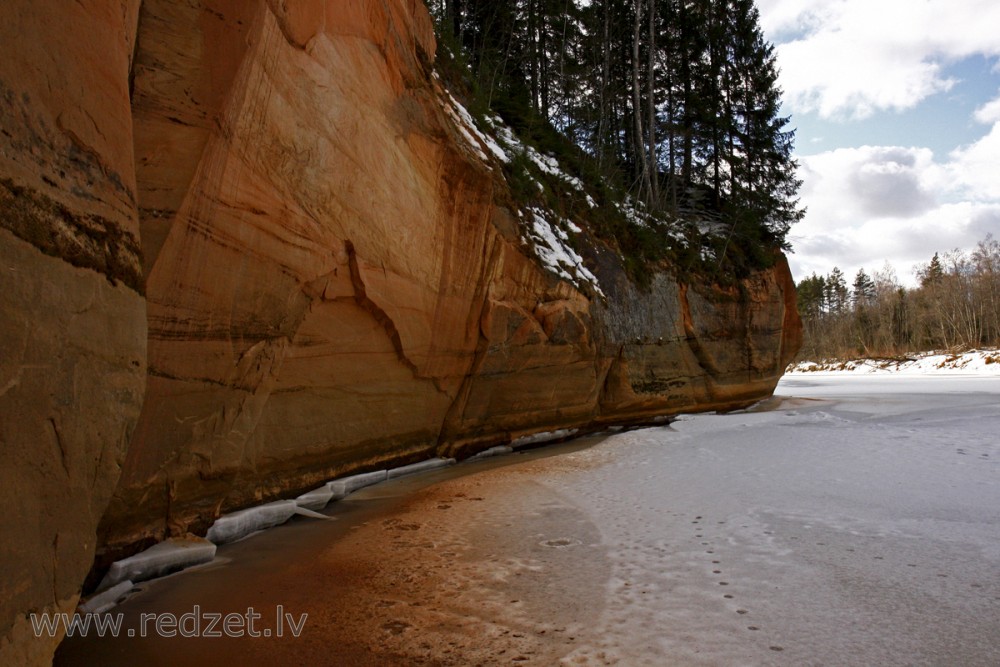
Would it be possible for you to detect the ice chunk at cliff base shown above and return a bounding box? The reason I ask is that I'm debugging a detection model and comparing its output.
[97,537,216,592]
[270,465,457,519]
[206,499,332,545]
[300,470,395,509]
[79,580,135,614]
[467,446,514,461]
[295,485,335,510]
[511,429,578,449]
[325,470,388,498]
[387,458,456,479]
[206,500,298,545]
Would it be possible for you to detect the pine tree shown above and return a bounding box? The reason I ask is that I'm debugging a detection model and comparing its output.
[796,274,826,319]
[852,269,876,308]
[432,0,803,263]
[724,0,803,244]
[920,252,945,287]
[824,267,849,315]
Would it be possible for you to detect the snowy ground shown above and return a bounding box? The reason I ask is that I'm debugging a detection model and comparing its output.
[58,373,1000,666]
[540,373,1000,665]
[787,348,1000,375]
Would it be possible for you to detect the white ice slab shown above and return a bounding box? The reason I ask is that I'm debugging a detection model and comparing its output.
[467,445,513,461]
[97,537,216,592]
[387,458,456,479]
[511,428,578,449]
[292,506,332,520]
[295,485,335,511]
[325,470,388,498]
[79,580,134,614]
[206,500,298,545]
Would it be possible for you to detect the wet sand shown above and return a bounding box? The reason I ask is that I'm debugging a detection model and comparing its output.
[56,437,618,666]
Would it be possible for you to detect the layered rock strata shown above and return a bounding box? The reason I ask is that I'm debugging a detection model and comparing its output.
[0,2,146,664]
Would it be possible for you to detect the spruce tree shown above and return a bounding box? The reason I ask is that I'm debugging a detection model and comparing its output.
[796,274,826,319]
[724,0,803,245]
[852,269,876,308]
[921,252,945,287]
[431,0,803,263]
[825,267,849,315]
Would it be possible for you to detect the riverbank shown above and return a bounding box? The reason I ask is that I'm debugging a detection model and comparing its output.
[57,375,1000,665]
[787,348,1000,375]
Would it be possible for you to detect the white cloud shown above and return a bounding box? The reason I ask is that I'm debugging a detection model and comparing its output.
[758,1,1000,285]
[757,0,1000,119]
[847,147,937,217]
[973,91,1000,124]
[787,138,1000,286]
[947,122,1000,201]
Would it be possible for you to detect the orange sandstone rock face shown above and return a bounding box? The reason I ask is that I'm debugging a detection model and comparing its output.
[0,0,798,662]
[94,0,800,563]
[100,0,496,554]
[0,2,146,664]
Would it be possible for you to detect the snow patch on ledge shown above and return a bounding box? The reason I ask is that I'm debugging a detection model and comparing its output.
[486,117,597,207]
[437,78,508,166]
[433,75,609,297]
[526,208,604,297]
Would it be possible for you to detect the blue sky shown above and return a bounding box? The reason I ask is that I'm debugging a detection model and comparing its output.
[756,0,1000,286]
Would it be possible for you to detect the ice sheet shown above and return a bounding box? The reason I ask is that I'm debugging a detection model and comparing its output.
[387,458,456,479]
[205,500,299,545]
[295,485,335,511]
[59,375,1000,665]
[543,374,1000,665]
[79,580,134,614]
[97,538,216,592]
[511,428,579,449]
[325,470,388,498]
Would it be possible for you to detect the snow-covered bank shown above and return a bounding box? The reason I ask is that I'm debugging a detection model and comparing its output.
[787,348,1000,375]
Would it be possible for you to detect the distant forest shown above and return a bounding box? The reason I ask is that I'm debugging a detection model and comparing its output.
[428,0,803,270]
[796,235,1000,360]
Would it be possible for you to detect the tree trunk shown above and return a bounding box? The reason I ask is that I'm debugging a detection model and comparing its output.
[632,0,651,203]
[598,0,611,167]
[646,0,659,206]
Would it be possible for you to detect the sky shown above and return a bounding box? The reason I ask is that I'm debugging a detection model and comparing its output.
[755,0,1000,287]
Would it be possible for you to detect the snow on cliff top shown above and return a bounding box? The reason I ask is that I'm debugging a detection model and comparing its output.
[787,349,1000,376]
[525,207,605,297]
[436,74,605,297]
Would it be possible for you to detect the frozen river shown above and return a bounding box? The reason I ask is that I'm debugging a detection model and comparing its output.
[58,374,1000,666]
[544,374,1000,665]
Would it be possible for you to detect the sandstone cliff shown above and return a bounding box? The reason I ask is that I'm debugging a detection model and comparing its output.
[0,3,146,664]
[0,1,800,663]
